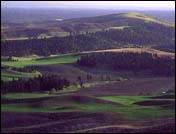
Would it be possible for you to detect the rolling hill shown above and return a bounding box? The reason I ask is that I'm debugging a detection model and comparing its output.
[75,48,175,58]
[1,12,175,56]
[1,69,41,81]
[1,9,175,133]
[1,12,174,40]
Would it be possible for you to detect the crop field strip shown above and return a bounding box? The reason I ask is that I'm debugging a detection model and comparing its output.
[1,56,79,68]
[1,48,174,68]
[1,93,175,133]
[1,93,175,120]
[1,69,41,81]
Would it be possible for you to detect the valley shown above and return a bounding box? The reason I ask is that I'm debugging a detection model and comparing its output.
[1,48,175,133]
[1,3,175,133]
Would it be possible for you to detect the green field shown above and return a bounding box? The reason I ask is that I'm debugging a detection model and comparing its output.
[100,96,150,105]
[75,102,174,120]
[1,94,175,120]
[123,12,174,27]
[1,56,78,68]
[2,93,49,99]
[1,69,41,81]
[98,95,175,119]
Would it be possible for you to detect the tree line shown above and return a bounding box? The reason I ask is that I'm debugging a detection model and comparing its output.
[11,66,37,73]
[1,22,174,56]
[1,75,70,94]
[77,52,175,76]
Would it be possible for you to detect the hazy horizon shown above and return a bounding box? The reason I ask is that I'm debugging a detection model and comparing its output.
[2,1,175,10]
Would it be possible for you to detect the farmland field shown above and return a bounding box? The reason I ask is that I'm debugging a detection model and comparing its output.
[1,49,175,133]
[1,69,41,81]
[1,56,78,68]
[1,4,175,133]
[1,92,175,133]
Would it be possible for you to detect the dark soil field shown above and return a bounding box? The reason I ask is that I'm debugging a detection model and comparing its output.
[1,58,175,133]
[134,100,175,106]
[1,111,175,133]
[63,77,175,96]
[1,76,175,133]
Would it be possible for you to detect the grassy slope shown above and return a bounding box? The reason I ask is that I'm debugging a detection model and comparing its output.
[46,48,175,59]
[2,93,49,99]
[1,56,78,68]
[1,94,175,120]
[1,48,174,67]
[99,95,175,118]
[1,48,174,82]
[1,69,41,81]
[1,56,78,82]
[100,96,149,105]
[63,12,174,27]
[92,48,175,58]
[2,12,174,41]
[122,12,174,27]
[99,95,175,106]
[1,81,113,98]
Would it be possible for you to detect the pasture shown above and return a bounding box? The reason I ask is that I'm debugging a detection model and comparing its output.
[1,48,175,133]
[1,56,78,68]
[1,69,41,81]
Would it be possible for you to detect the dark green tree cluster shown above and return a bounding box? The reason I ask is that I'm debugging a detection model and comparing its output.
[1,75,70,94]
[1,23,174,56]
[77,52,175,76]
[86,74,92,82]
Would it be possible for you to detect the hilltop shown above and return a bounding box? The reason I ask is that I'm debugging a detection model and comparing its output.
[78,48,175,58]
[1,12,174,40]
[60,12,174,27]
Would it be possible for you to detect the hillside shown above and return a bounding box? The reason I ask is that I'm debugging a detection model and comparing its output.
[1,12,174,40]
[2,8,175,23]
[77,48,175,58]
[1,48,175,84]
[1,2,175,133]
[1,26,175,56]
[1,12,175,56]
[60,12,174,28]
